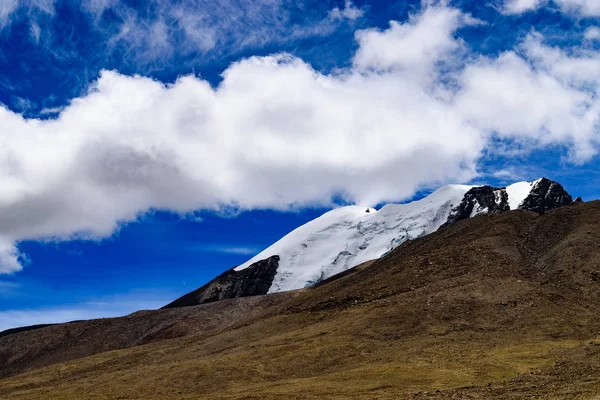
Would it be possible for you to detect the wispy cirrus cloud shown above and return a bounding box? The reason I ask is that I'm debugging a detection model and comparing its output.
[329,0,365,21]
[0,0,19,26]
[555,0,600,16]
[2,0,365,67]
[502,0,600,15]
[100,0,365,65]
[0,0,367,114]
[186,245,262,256]
[0,0,55,27]
[502,0,545,14]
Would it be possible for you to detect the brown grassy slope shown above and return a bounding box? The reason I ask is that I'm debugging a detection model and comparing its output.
[0,291,297,379]
[1,202,600,399]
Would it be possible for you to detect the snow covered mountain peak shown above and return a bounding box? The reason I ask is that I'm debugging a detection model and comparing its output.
[234,178,569,294]
[166,178,576,309]
[235,183,477,293]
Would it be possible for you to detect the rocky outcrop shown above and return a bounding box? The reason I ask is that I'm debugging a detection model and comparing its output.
[445,186,510,225]
[519,178,574,213]
[446,178,578,225]
[163,256,280,308]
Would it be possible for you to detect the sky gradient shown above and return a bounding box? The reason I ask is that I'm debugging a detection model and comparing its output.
[0,0,599,330]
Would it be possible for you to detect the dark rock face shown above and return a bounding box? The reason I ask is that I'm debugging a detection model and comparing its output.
[446,178,577,226]
[163,256,280,308]
[446,186,510,225]
[519,178,574,214]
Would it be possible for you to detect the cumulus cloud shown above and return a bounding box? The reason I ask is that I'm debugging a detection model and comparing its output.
[353,5,472,78]
[0,2,599,273]
[455,34,600,161]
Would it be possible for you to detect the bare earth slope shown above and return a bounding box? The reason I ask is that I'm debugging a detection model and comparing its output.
[1,202,600,399]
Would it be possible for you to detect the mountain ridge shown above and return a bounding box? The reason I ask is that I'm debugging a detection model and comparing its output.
[166,177,576,308]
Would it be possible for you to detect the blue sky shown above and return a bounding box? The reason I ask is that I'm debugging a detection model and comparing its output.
[0,0,599,330]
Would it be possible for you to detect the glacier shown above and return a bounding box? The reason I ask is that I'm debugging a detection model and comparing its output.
[236,180,540,294]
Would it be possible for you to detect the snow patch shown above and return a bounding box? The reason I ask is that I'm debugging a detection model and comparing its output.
[470,205,488,217]
[505,180,535,210]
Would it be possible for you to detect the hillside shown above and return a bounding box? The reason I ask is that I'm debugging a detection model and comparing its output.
[1,201,600,399]
[0,292,296,379]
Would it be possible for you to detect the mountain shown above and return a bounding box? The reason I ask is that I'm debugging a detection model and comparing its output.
[165,177,576,308]
[1,200,599,399]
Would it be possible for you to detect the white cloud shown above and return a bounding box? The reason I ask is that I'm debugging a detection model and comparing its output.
[502,0,545,14]
[353,5,467,77]
[0,0,55,45]
[39,106,65,115]
[555,0,600,16]
[0,2,599,273]
[584,27,600,41]
[28,0,55,14]
[81,0,118,18]
[11,96,36,113]
[29,21,40,43]
[94,0,356,65]
[188,245,262,255]
[0,0,19,26]
[0,0,55,22]
[491,168,521,180]
[502,0,600,15]
[1,0,362,66]
[329,0,365,21]
[0,239,22,274]
[455,43,600,161]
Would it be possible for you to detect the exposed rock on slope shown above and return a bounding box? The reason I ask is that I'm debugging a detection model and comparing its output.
[519,177,573,213]
[445,185,509,225]
[446,178,573,224]
[163,256,279,308]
